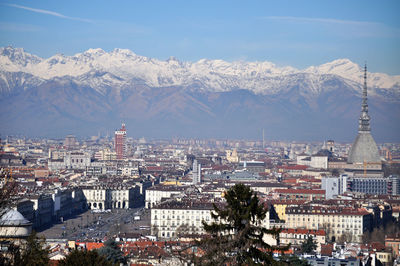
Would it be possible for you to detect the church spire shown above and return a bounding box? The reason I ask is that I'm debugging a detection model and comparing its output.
[359,64,371,132]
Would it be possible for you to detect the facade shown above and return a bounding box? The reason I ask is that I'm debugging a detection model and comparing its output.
[321,175,348,200]
[64,152,91,170]
[274,189,325,201]
[52,189,73,221]
[347,175,400,195]
[192,159,201,185]
[145,185,187,208]
[29,194,54,228]
[82,185,141,210]
[279,228,326,253]
[226,149,239,163]
[150,200,214,238]
[285,205,373,243]
[115,123,127,160]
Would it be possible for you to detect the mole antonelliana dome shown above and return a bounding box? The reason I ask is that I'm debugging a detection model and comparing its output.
[347,65,381,164]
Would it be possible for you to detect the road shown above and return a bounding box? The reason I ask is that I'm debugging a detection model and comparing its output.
[38,207,151,241]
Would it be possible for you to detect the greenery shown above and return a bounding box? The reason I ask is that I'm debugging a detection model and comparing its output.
[300,236,317,255]
[98,239,126,265]
[197,183,286,265]
[15,231,50,266]
[59,249,113,266]
[279,255,310,266]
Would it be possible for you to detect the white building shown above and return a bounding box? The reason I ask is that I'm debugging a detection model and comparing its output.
[82,185,141,210]
[321,175,348,200]
[145,185,188,208]
[285,205,373,243]
[192,159,201,185]
[150,200,214,238]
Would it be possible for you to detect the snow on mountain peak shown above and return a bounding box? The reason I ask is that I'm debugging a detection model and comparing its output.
[0,47,399,94]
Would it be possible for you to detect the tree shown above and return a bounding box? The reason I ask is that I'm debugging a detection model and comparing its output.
[15,231,50,266]
[98,239,126,265]
[300,236,317,255]
[279,255,310,266]
[197,183,286,265]
[59,249,113,266]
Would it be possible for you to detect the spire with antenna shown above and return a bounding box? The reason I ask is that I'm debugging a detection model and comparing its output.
[358,64,371,132]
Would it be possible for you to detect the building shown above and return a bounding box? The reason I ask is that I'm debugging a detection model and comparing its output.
[29,194,54,228]
[64,152,91,169]
[347,65,382,172]
[64,135,77,150]
[192,159,201,185]
[145,185,187,208]
[347,175,400,195]
[226,149,239,163]
[274,189,325,201]
[115,123,127,160]
[82,184,142,210]
[321,175,348,199]
[279,228,326,253]
[286,205,373,243]
[0,209,32,239]
[151,200,214,238]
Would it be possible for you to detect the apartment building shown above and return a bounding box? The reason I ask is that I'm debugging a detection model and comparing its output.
[286,205,373,243]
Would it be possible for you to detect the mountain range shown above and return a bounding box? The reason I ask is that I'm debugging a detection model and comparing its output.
[1,46,399,142]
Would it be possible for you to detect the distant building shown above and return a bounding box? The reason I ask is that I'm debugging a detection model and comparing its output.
[64,135,77,150]
[321,175,348,199]
[326,140,335,153]
[347,65,382,172]
[226,149,239,163]
[192,159,201,185]
[347,175,400,195]
[114,123,127,160]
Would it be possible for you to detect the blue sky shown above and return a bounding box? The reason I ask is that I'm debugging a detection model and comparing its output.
[0,0,399,74]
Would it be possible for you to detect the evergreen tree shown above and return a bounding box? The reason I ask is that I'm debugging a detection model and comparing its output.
[16,231,49,266]
[198,183,286,265]
[279,255,310,265]
[300,236,317,255]
[59,249,113,266]
[98,239,126,265]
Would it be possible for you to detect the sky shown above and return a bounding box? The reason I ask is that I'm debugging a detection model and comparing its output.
[0,0,399,75]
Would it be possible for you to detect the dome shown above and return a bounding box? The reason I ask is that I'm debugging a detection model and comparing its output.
[347,132,381,164]
[0,209,31,226]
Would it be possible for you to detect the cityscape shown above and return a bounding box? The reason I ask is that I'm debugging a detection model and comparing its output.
[1,1,400,266]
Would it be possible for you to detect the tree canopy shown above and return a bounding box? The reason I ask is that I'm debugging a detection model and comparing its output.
[15,231,50,266]
[98,239,126,265]
[300,236,317,255]
[59,249,113,266]
[198,183,286,265]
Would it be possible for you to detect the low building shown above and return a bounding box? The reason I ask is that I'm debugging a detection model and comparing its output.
[279,228,326,253]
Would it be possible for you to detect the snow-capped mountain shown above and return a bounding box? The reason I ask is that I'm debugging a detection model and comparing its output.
[0,46,399,141]
[1,46,399,95]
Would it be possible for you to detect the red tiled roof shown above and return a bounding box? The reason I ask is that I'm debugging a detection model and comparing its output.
[280,165,309,170]
[281,228,326,236]
[275,189,325,195]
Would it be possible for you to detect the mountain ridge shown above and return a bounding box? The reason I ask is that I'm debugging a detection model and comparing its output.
[0,46,399,141]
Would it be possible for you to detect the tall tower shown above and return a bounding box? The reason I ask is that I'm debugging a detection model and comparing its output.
[114,123,127,160]
[192,159,201,185]
[347,65,381,170]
